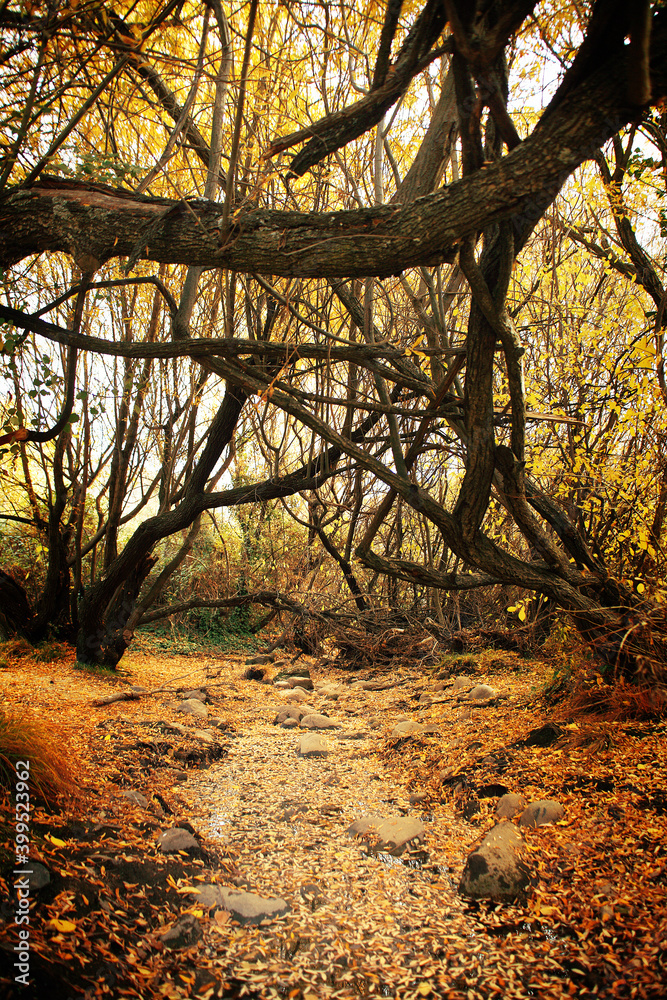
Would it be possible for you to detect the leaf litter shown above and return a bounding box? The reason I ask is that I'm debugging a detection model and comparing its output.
[0,647,665,998]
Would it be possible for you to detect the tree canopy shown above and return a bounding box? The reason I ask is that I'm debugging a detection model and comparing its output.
[0,0,666,682]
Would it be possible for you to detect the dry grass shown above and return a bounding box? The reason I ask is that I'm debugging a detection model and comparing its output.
[0,708,78,808]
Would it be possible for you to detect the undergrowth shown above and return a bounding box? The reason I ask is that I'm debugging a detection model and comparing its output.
[0,710,76,808]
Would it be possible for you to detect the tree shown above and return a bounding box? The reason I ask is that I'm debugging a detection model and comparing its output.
[1,0,666,681]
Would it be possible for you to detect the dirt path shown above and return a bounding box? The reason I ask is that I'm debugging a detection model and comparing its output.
[2,646,666,999]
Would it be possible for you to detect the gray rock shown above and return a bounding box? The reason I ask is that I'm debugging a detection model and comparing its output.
[348,815,384,837]
[452,676,471,691]
[281,717,299,729]
[376,817,425,853]
[317,682,345,699]
[348,815,425,854]
[157,827,199,853]
[161,913,202,949]
[468,684,497,700]
[245,654,274,665]
[283,687,310,703]
[182,688,207,702]
[18,862,50,891]
[418,693,432,705]
[176,698,209,718]
[520,799,564,828]
[459,823,529,901]
[368,716,383,729]
[300,713,340,729]
[189,884,289,925]
[275,665,311,681]
[273,705,312,725]
[391,720,423,737]
[409,792,427,805]
[299,734,330,756]
[336,730,366,740]
[496,793,526,819]
[122,790,149,809]
[274,680,291,689]
[288,675,314,690]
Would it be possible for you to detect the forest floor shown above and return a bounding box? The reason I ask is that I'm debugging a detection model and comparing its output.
[0,639,666,1000]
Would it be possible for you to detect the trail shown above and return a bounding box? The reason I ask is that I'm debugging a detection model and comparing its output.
[177,664,557,1000]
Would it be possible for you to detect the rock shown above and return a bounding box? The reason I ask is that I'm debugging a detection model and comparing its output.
[299,734,330,756]
[164,721,189,736]
[348,815,425,854]
[161,913,202,948]
[468,684,497,700]
[391,720,423,737]
[288,675,314,690]
[495,793,526,819]
[283,687,310,703]
[182,688,207,702]
[281,717,299,729]
[189,884,289,925]
[520,799,564,828]
[18,862,50,891]
[522,723,564,747]
[459,823,529,901]
[275,665,311,681]
[176,698,208,718]
[376,817,425,853]
[273,705,312,725]
[157,827,199,853]
[361,680,390,691]
[299,713,340,729]
[409,792,428,805]
[317,682,345,699]
[418,693,432,706]
[274,680,291,689]
[122,790,149,809]
[452,676,471,691]
[245,653,274,665]
[336,730,366,740]
[348,816,384,838]
[368,716,383,729]
[174,770,188,783]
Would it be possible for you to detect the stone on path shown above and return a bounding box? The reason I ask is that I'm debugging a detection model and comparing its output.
[161,913,202,948]
[391,720,423,737]
[281,717,299,729]
[176,698,208,718]
[274,705,314,725]
[182,688,207,702]
[20,862,51,891]
[459,823,528,901]
[157,827,200,853]
[190,884,290,925]
[467,684,497,700]
[246,653,274,666]
[348,815,425,853]
[287,675,314,690]
[299,733,330,756]
[452,676,471,691]
[496,793,526,819]
[283,687,311,703]
[299,713,340,729]
[122,790,149,809]
[520,799,564,827]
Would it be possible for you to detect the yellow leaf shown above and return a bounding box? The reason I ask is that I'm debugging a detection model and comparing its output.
[47,835,67,847]
[49,918,76,933]
[518,606,527,622]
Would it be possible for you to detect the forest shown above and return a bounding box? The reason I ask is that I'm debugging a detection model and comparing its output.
[0,2,667,996]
